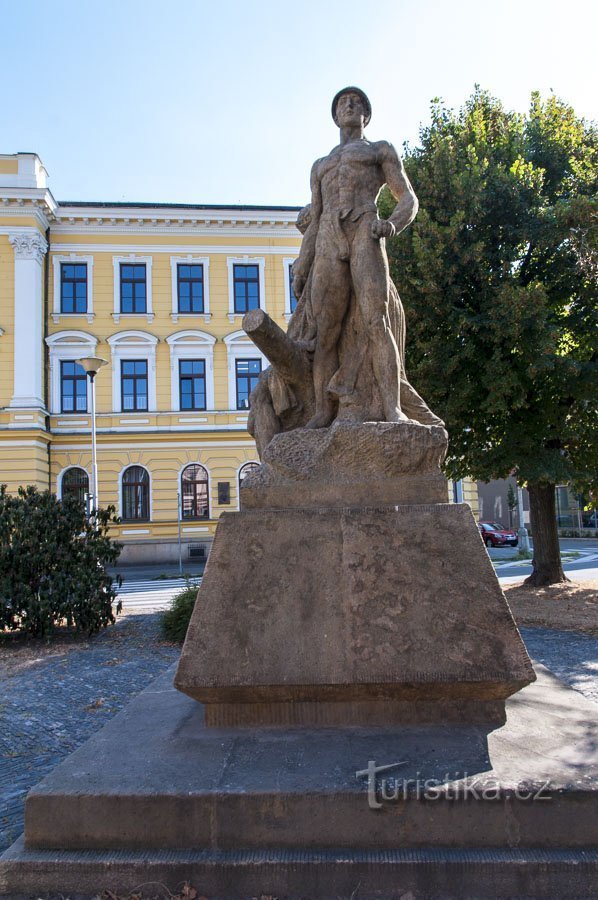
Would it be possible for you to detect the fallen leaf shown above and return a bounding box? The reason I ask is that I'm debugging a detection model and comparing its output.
[84,698,105,711]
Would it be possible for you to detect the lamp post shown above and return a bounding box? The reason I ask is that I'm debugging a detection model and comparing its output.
[517,485,531,554]
[75,356,108,516]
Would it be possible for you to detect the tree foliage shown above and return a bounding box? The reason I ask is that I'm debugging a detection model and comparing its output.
[382,89,597,583]
[0,485,122,637]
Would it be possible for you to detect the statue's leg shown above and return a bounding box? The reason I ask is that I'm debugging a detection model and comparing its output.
[351,222,409,423]
[400,379,445,427]
[305,249,351,429]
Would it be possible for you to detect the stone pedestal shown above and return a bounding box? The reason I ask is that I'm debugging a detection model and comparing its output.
[11,422,593,899]
[176,422,535,727]
[175,502,534,727]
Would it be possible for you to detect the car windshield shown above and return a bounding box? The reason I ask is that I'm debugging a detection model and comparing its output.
[490,523,507,531]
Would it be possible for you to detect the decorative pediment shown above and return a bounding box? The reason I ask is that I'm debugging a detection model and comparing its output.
[166,330,216,347]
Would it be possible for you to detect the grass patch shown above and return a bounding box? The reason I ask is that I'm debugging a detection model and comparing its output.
[515,549,533,560]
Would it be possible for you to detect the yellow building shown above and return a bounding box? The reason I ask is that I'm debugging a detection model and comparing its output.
[0,152,477,564]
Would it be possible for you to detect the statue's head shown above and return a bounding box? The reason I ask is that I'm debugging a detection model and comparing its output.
[296,204,311,235]
[331,86,372,128]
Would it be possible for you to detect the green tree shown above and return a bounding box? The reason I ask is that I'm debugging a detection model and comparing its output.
[382,89,597,585]
[0,485,123,637]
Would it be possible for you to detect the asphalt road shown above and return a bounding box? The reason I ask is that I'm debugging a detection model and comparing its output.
[490,537,598,583]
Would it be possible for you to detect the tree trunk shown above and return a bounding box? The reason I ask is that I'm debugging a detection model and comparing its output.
[524,481,569,586]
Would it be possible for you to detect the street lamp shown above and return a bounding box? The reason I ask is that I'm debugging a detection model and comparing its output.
[75,356,108,516]
[517,485,531,554]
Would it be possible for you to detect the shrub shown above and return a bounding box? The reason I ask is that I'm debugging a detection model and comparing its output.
[0,485,122,638]
[162,582,199,642]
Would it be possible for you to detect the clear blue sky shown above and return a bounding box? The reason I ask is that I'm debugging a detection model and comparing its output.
[2,0,596,207]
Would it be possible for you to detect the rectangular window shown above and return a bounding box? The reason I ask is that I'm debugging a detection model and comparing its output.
[177,264,204,314]
[233,264,260,314]
[121,360,148,411]
[179,359,206,410]
[60,263,88,314]
[235,358,261,410]
[120,264,147,314]
[60,361,88,413]
[288,265,298,313]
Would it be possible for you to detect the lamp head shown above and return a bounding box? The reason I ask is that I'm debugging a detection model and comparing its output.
[75,356,108,378]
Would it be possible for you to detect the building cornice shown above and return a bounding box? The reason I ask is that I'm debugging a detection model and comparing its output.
[0,193,55,230]
[0,194,298,237]
[0,191,302,237]
[51,205,300,237]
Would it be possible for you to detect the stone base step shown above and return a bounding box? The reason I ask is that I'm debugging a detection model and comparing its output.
[2,840,598,898]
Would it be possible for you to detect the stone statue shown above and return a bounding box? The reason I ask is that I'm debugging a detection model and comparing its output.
[175,89,536,741]
[245,86,442,458]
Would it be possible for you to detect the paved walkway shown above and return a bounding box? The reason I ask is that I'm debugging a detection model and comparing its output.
[1,616,597,855]
[520,626,598,705]
[0,613,179,853]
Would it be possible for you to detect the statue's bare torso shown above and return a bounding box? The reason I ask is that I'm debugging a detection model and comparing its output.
[316,139,388,213]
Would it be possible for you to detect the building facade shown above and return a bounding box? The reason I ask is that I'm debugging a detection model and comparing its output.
[0,152,477,563]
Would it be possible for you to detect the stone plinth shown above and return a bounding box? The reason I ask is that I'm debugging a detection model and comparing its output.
[241,420,449,509]
[2,664,597,897]
[175,502,534,726]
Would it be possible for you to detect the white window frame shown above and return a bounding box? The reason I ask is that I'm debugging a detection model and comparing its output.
[452,479,464,503]
[227,256,266,322]
[45,330,97,414]
[178,461,211,520]
[282,255,299,321]
[237,460,260,510]
[112,255,154,324]
[52,254,94,324]
[106,330,158,412]
[57,464,91,500]
[119,464,152,522]
[166,330,216,412]
[170,255,211,323]
[223,330,268,411]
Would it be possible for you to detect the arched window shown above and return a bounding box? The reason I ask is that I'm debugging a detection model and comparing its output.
[61,467,89,507]
[239,461,260,492]
[181,464,209,520]
[122,466,150,521]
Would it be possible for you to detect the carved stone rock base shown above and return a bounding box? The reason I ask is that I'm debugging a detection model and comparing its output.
[241,420,449,509]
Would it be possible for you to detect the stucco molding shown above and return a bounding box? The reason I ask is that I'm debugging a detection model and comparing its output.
[8,231,48,263]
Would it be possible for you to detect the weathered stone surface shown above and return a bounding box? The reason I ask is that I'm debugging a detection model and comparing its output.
[2,664,596,897]
[241,419,449,509]
[4,844,598,899]
[175,502,534,724]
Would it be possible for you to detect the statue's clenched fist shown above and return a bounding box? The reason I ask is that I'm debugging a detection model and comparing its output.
[371,218,396,240]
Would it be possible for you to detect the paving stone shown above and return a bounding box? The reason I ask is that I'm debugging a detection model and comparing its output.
[0,613,178,852]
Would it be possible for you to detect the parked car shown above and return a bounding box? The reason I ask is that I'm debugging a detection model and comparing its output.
[478,522,518,547]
